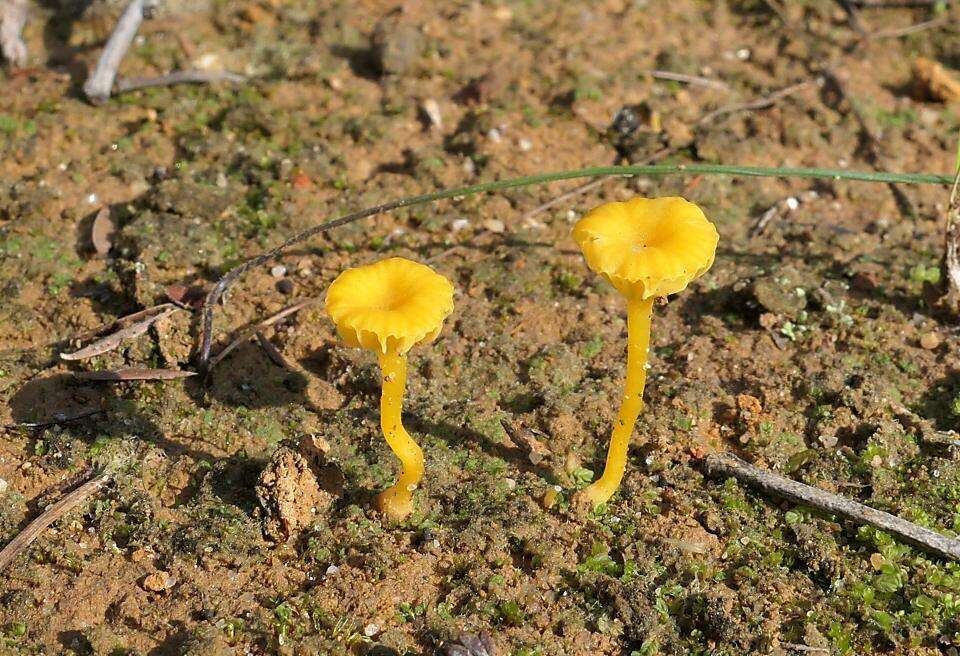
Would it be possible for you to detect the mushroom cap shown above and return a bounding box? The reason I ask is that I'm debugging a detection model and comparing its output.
[572,196,719,299]
[325,257,455,355]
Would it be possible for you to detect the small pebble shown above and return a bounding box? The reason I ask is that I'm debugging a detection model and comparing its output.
[325,565,339,576]
[363,623,379,638]
[270,265,287,278]
[818,434,838,448]
[0,478,7,494]
[483,219,505,233]
[142,571,176,593]
[504,477,517,490]
[421,98,443,129]
[518,138,533,151]
[276,279,295,295]
[451,218,470,232]
[920,332,941,350]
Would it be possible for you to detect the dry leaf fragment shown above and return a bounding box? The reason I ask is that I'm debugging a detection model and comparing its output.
[61,306,180,361]
[91,207,115,257]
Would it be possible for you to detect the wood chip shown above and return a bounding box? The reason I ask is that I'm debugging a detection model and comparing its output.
[164,283,207,310]
[90,207,115,257]
[74,368,196,381]
[61,306,180,361]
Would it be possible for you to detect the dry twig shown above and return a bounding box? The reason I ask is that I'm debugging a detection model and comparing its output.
[115,69,246,94]
[0,0,27,67]
[0,471,111,571]
[870,16,951,39]
[83,0,147,104]
[644,70,729,91]
[74,368,195,381]
[206,298,319,371]
[704,453,960,561]
[255,331,291,369]
[2,408,104,431]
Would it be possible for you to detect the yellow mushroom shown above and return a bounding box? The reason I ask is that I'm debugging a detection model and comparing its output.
[571,197,719,509]
[325,257,455,521]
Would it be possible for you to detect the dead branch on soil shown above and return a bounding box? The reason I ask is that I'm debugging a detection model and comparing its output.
[60,305,180,361]
[83,0,148,104]
[0,0,27,67]
[206,298,319,372]
[0,471,111,572]
[115,69,246,94]
[703,453,960,562]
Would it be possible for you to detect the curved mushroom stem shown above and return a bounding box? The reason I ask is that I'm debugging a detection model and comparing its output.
[582,295,653,508]
[375,350,424,521]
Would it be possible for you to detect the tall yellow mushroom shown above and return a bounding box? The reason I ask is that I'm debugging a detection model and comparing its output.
[325,257,455,521]
[572,197,719,509]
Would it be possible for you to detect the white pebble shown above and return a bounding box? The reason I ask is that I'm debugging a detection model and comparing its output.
[325,564,339,575]
[487,128,502,143]
[451,218,471,232]
[0,478,7,494]
[270,265,287,278]
[483,219,505,233]
[363,624,379,637]
[785,197,799,211]
[421,98,443,129]
[518,138,533,151]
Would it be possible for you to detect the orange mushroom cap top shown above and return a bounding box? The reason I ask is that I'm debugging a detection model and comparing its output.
[325,257,455,355]
[572,196,719,299]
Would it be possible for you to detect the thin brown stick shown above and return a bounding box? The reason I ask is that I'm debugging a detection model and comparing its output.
[644,70,729,91]
[255,331,291,369]
[703,453,960,561]
[852,0,940,8]
[114,69,246,94]
[207,299,319,371]
[869,16,951,39]
[697,79,817,125]
[0,471,111,572]
[2,408,104,431]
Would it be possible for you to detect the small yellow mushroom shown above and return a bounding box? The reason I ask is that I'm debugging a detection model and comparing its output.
[572,197,719,509]
[325,257,455,521]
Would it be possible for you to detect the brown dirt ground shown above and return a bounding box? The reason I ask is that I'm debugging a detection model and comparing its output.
[3,1,960,654]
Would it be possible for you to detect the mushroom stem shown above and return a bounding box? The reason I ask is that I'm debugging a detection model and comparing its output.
[375,350,424,521]
[583,295,654,508]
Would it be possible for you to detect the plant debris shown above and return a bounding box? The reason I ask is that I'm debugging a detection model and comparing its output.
[60,305,179,361]
[73,368,196,381]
